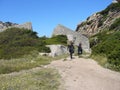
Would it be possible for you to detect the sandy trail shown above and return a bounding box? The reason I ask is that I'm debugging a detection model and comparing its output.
[48,56,120,90]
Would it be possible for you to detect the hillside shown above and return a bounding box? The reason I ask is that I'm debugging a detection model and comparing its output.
[0,28,50,59]
[76,2,120,37]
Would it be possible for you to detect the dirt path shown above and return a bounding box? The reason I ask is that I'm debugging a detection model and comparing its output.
[48,56,120,90]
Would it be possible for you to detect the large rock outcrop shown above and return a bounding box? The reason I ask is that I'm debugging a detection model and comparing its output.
[76,3,120,37]
[52,24,90,53]
[0,21,32,32]
[47,45,68,57]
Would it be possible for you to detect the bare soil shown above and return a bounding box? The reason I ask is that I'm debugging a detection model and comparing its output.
[48,56,120,90]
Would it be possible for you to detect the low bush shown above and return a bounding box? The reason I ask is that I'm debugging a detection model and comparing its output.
[109,18,120,31]
[98,3,120,25]
[45,35,67,45]
[91,31,120,71]
[0,28,50,59]
[0,68,60,90]
[99,3,120,16]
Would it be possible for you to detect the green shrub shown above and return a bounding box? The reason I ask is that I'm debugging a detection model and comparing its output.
[109,18,120,30]
[0,28,50,59]
[45,35,67,45]
[97,3,120,25]
[91,31,120,71]
[99,3,120,16]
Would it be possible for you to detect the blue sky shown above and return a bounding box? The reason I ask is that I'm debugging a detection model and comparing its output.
[0,0,112,37]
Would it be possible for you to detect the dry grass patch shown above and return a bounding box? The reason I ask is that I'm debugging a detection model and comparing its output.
[0,68,60,90]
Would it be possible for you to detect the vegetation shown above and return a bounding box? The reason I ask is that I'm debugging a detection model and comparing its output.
[109,18,120,30]
[2,2,120,89]
[0,27,68,74]
[99,3,120,16]
[0,51,68,74]
[45,35,67,45]
[90,30,120,71]
[0,53,52,74]
[97,3,120,27]
[90,12,120,71]
[0,27,68,89]
[0,68,60,90]
[0,28,50,59]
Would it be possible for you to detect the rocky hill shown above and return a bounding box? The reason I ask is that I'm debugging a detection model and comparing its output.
[76,2,120,37]
[0,21,33,32]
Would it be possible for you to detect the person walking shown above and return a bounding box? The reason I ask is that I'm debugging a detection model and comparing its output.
[68,42,74,59]
[78,43,82,56]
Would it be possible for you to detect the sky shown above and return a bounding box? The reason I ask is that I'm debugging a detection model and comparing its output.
[0,0,112,37]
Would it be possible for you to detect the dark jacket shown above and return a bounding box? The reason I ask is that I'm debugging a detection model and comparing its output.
[78,43,82,54]
[68,44,74,53]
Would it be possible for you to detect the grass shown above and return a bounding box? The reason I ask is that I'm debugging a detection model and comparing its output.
[0,51,69,74]
[91,54,108,67]
[45,35,67,46]
[90,30,120,71]
[0,68,61,90]
[91,54,120,72]
[0,53,68,90]
[53,54,69,60]
[0,55,52,74]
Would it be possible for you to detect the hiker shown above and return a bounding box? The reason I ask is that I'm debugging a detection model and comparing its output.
[78,43,82,56]
[68,42,74,59]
